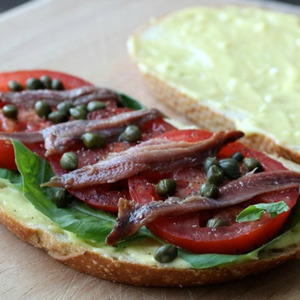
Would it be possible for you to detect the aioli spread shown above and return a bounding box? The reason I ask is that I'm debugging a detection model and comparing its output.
[128,7,300,149]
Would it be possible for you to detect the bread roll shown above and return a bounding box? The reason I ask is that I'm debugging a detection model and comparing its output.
[128,6,300,163]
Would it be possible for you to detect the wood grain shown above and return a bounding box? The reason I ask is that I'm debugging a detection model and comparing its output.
[0,0,300,298]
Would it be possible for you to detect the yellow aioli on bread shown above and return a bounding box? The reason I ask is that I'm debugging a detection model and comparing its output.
[128,7,300,149]
[0,179,190,268]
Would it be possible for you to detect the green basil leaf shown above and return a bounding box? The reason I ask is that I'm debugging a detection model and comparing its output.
[178,250,258,269]
[13,139,115,242]
[119,93,146,110]
[236,201,289,223]
[0,167,22,186]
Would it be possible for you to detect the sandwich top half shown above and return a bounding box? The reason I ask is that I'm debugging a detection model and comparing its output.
[128,6,300,150]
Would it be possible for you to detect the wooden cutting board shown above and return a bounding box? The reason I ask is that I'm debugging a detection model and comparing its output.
[1,0,300,298]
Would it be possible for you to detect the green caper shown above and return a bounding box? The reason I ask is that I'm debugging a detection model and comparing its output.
[207,165,224,186]
[120,125,141,142]
[26,78,44,90]
[87,101,106,112]
[8,80,23,91]
[156,179,177,197]
[69,107,87,120]
[219,158,241,179]
[40,75,52,89]
[154,244,178,263]
[243,157,264,173]
[200,182,219,198]
[60,151,78,170]
[81,132,106,149]
[51,78,64,90]
[53,189,70,208]
[231,152,244,162]
[76,104,87,111]
[48,110,69,124]
[206,217,226,228]
[57,101,73,114]
[34,100,52,119]
[203,156,219,173]
[3,104,18,119]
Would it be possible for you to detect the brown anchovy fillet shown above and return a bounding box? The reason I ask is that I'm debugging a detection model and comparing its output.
[105,170,300,245]
[42,130,243,189]
[0,109,161,156]
[0,86,120,108]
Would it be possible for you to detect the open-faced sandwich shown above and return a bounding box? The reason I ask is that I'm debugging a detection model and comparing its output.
[0,70,300,287]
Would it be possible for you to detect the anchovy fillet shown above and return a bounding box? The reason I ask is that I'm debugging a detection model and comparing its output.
[0,86,120,108]
[0,108,161,155]
[42,130,243,188]
[105,170,300,245]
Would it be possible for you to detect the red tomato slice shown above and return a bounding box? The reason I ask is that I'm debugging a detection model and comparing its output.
[128,129,299,254]
[49,107,176,212]
[0,70,92,170]
[0,70,91,92]
[50,140,130,212]
[140,117,177,139]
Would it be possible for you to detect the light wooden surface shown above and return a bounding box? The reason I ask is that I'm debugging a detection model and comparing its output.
[1,0,300,299]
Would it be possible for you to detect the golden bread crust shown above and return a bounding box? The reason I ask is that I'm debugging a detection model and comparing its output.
[0,202,299,287]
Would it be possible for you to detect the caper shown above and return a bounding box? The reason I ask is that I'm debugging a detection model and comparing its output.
[200,182,219,198]
[51,78,64,90]
[48,110,69,124]
[203,156,219,173]
[243,157,263,173]
[87,101,106,112]
[40,75,52,89]
[57,101,73,114]
[35,100,52,119]
[81,132,106,149]
[60,151,78,170]
[154,244,178,263]
[69,107,87,120]
[8,80,23,91]
[206,217,226,228]
[26,78,44,90]
[156,179,177,197]
[207,165,224,186]
[53,189,70,208]
[231,152,244,162]
[219,158,241,179]
[3,104,18,119]
[76,104,87,111]
[120,125,141,142]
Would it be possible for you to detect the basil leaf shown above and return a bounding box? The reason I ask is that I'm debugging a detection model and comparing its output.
[119,93,146,110]
[0,167,22,186]
[178,250,258,269]
[236,201,289,222]
[13,139,115,243]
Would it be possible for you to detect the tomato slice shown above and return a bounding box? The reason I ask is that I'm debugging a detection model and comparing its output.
[49,107,176,212]
[128,129,299,254]
[0,70,92,170]
[50,140,131,212]
[140,117,177,139]
[0,70,91,92]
